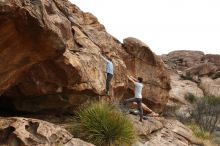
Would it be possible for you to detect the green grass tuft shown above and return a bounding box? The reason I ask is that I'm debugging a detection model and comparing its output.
[188,124,213,140]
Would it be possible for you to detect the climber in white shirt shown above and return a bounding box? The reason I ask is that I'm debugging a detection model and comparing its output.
[124,75,144,122]
[100,54,113,96]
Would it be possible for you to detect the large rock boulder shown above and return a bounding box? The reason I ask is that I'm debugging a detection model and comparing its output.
[0,117,94,146]
[0,0,66,95]
[200,77,220,97]
[185,63,218,77]
[203,54,220,67]
[0,0,127,113]
[0,0,170,113]
[130,115,200,146]
[162,50,204,71]
[143,119,198,146]
[169,74,204,104]
[162,51,220,77]
[122,37,171,112]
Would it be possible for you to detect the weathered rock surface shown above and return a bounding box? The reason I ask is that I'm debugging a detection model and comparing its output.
[203,54,220,67]
[122,37,171,112]
[162,50,220,109]
[0,0,66,95]
[185,63,218,77]
[200,77,220,97]
[0,0,170,113]
[0,0,128,113]
[162,51,220,76]
[162,50,204,71]
[0,117,94,146]
[169,74,204,104]
[130,115,200,146]
[145,119,198,146]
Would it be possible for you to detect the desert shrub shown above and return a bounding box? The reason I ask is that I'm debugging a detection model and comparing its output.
[181,72,193,81]
[161,100,181,118]
[174,109,192,124]
[188,124,213,140]
[212,72,220,79]
[185,93,197,104]
[69,101,136,146]
[191,96,220,133]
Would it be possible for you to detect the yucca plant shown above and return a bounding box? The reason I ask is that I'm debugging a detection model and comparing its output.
[69,101,136,146]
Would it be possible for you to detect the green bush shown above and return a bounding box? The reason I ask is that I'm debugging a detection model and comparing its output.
[212,72,220,79]
[192,96,220,133]
[181,72,193,81]
[188,124,213,140]
[70,101,136,146]
[185,93,197,104]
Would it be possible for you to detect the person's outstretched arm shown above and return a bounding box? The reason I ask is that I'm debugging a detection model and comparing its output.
[128,75,138,82]
[127,75,136,83]
[100,54,108,62]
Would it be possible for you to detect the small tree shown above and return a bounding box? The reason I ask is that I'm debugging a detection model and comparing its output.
[192,96,220,133]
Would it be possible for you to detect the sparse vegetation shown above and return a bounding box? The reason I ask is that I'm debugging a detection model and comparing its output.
[69,101,136,146]
[181,72,194,81]
[167,95,220,146]
[189,124,213,140]
[184,93,197,104]
[212,72,220,79]
[191,96,220,133]
[188,124,218,146]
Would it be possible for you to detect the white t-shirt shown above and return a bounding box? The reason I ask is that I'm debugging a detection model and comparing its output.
[106,60,113,75]
[134,82,143,98]
[101,55,113,75]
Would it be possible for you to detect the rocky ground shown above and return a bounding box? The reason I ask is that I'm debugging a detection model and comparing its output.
[162,50,220,146]
[0,0,219,146]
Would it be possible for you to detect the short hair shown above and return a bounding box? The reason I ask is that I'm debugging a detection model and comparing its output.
[137,77,143,83]
[107,57,112,61]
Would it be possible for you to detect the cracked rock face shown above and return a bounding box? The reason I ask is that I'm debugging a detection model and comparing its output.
[0,117,94,146]
[0,0,66,95]
[130,115,199,146]
[122,37,171,112]
[200,77,220,97]
[169,74,204,105]
[0,0,127,112]
[0,0,170,113]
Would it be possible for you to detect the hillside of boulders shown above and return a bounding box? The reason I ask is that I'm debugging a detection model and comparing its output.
[0,0,219,146]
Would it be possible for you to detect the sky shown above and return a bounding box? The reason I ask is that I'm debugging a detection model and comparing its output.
[71,0,220,55]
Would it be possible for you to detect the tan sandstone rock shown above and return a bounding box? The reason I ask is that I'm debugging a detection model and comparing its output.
[169,74,204,104]
[0,117,94,146]
[0,0,170,113]
[144,119,197,146]
[162,50,205,71]
[130,115,199,146]
[185,63,218,77]
[203,54,220,67]
[122,37,171,112]
[200,77,220,97]
[0,0,66,95]
[0,0,127,113]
